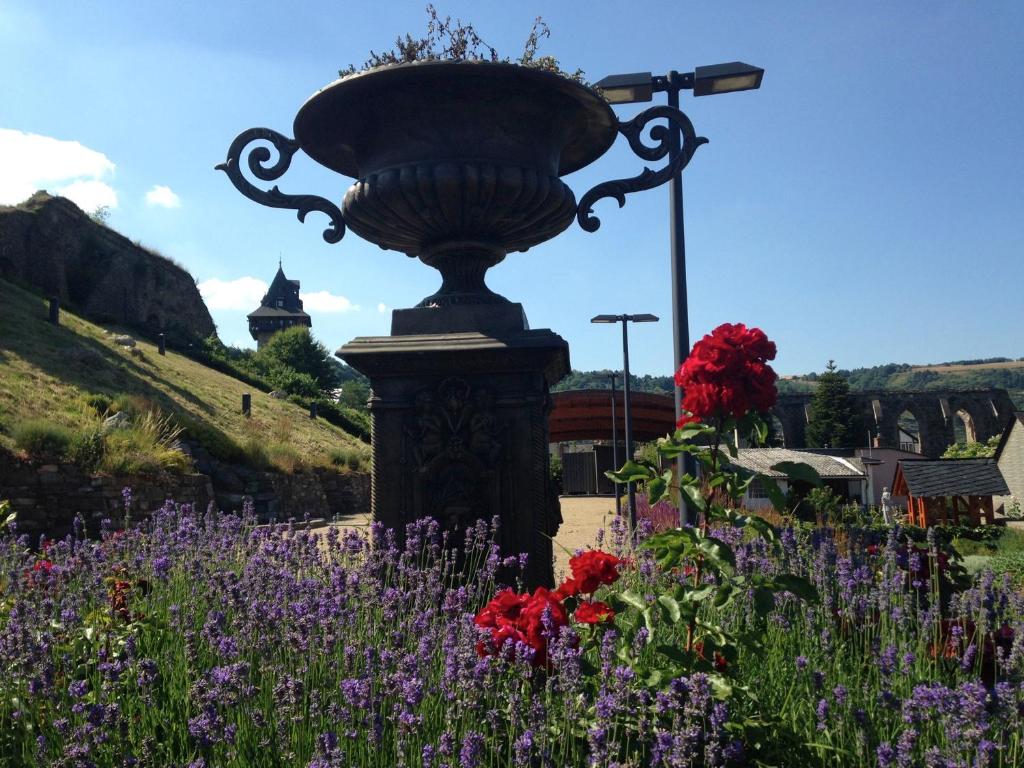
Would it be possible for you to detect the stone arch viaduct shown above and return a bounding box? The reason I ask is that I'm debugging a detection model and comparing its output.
[771,389,1016,457]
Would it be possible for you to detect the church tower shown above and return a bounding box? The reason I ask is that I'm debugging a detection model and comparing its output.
[247,262,311,349]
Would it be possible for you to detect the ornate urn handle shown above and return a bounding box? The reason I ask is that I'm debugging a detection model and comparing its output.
[216,128,346,244]
[576,106,708,233]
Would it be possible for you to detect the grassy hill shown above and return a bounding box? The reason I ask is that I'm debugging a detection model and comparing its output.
[0,279,367,474]
[555,361,1024,411]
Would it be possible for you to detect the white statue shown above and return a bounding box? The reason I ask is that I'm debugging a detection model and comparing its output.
[881,487,893,525]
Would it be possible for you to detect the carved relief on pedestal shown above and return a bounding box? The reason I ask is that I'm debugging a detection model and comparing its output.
[405,378,506,532]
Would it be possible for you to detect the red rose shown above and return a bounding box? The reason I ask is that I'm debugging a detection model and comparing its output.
[574,600,615,624]
[474,588,527,630]
[553,577,579,600]
[675,323,778,421]
[568,550,623,594]
[474,587,568,667]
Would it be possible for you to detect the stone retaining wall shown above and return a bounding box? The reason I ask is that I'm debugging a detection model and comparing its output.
[0,449,371,537]
[0,455,214,539]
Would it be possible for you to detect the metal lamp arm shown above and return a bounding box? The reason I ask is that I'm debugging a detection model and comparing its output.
[576,106,708,233]
[216,127,346,245]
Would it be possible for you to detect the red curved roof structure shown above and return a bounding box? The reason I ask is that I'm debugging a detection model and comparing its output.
[549,389,677,443]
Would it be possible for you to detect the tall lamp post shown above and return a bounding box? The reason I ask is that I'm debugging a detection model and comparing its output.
[608,373,621,517]
[592,313,659,529]
[595,63,764,526]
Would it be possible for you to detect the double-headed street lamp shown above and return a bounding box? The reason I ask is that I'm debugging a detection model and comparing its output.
[592,313,659,529]
[595,63,764,526]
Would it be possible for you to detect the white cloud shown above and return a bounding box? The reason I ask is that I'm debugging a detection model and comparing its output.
[0,128,117,210]
[301,290,359,313]
[377,302,388,313]
[197,277,267,311]
[145,184,181,209]
[55,179,118,212]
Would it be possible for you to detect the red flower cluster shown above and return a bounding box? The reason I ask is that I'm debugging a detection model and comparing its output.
[574,600,615,624]
[556,550,624,597]
[674,323,777,425]
[928,619,1015,686]
[24,559,55,588]
[474,587,568,666]
[475,550,624,665]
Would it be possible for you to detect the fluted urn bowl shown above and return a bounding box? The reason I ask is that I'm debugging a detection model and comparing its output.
[292,61,617,306]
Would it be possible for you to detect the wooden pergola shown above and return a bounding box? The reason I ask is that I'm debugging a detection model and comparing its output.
[549,390,676,444]
[892,458,1010,527]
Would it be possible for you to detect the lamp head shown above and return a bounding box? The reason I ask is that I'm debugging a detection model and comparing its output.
[594,72,654,104]
[693,62,764,96]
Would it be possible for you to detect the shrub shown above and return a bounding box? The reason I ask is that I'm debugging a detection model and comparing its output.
[266,442,305,473]
[328,446,369,472]
[67,428,105,472]
[82,393,112,417]
[12,419,72,462]
[99,411,189,475]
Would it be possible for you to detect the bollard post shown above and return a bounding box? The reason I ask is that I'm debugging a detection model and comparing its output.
[158,333,166,355]
[242,393,251,416]
[48,297,60,325]
[309,402,318,419]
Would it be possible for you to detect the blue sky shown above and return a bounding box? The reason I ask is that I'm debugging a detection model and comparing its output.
[2,1,1022,377]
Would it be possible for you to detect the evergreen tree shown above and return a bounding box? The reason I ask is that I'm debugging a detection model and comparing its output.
[805,360,864,449]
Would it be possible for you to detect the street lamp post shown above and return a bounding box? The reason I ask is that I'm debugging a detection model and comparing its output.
[592,314,659,529]
[609,373,620,517]
[595,63,764,527]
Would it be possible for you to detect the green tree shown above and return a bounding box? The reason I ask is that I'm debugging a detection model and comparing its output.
[942,434,1000,458]
[254,327,339,392]
[805,360,864,449]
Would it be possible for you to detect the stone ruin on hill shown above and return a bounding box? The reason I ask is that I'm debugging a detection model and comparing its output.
[0,191,215,346]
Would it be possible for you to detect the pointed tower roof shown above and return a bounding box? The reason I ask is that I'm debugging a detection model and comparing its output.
[247,263,310,321]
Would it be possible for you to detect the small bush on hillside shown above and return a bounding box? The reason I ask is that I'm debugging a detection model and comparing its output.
[100,411,189,475]
[12,419,72,462]
[267,442,305,473]
[329,446,369,472]
[110,393,163,418]
[67,428,105,472]
[82,393,112,417]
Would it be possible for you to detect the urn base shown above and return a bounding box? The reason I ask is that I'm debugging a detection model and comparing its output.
[338,327,569,588]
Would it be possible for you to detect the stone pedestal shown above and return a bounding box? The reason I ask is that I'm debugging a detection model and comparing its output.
[339,308,567,588]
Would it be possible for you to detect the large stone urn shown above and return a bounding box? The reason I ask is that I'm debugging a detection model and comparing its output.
[218,61,704,586]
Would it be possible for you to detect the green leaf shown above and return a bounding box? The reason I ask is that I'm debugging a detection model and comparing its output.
[606,459,655,484]
[770,461,822,487]
[752,586,775,617]
[674,422,714,442]
[656,643,689,665]
[617,589,647,612]
[3,511,16,527]
[698,536,736,570]
[681,483,707,512]
[756,475,789,512]
[773,574,818,602]
[686,584,716,602]
[714,581,739,607]
[645,669,665,688]
[647,468,674,506]
[656,595,681,623]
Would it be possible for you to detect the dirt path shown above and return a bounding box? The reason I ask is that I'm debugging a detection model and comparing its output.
[327,496,623,581]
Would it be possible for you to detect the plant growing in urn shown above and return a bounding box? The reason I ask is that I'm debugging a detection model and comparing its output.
[217,11,708,587]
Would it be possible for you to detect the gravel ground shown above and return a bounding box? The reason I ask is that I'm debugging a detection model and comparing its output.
[327,496,623,581]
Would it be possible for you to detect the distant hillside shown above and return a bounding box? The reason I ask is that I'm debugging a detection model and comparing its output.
[554,360,1024,410]
[0,192,215,346]
[0,279,366,472]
